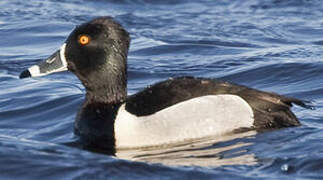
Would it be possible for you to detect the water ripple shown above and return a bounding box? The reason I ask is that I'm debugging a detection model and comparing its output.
[1,0,323,179]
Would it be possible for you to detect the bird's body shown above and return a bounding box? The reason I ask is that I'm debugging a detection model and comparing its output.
[20,17,306,151]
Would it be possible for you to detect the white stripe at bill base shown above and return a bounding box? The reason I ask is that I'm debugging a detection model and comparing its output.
[59,43,67,67]
[27,43,68,77]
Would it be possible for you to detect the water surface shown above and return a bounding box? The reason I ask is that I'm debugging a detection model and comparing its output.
[1,0,323,179]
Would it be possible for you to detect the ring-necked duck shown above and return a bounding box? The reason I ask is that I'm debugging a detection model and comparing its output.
[20,17,308,150]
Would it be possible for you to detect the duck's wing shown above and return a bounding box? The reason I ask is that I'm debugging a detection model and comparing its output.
[125,76,308,129]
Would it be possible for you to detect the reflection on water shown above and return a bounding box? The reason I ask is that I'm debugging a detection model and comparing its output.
[116,131,257,167]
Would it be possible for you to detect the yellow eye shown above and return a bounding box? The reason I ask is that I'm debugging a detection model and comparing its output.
[78,35,90,45]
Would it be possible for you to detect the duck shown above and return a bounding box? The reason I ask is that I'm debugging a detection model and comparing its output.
[19,17,308,151]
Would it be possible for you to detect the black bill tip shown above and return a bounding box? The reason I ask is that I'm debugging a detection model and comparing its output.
[19,70,31,79]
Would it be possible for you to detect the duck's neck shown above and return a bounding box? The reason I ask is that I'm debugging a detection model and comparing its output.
[84,65,127,104]
[85,81,127,105]
[74,46,129,152]
[76,75,126,152]
[76,62,127,152]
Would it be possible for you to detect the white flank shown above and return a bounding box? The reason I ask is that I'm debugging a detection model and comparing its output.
[114,95,254,148]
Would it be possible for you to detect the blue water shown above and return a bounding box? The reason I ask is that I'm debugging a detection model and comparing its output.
[1,0,323,179]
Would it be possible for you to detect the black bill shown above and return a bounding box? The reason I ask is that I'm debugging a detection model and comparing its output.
[20,44,68,79]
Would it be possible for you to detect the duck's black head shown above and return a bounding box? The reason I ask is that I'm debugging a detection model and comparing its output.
[20,17,130,104]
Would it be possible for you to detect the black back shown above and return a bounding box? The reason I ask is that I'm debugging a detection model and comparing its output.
[126,76,306,129]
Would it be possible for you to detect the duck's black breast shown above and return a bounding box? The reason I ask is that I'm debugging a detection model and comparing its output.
[125,76,306,129]
[74,101,126,153]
